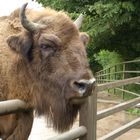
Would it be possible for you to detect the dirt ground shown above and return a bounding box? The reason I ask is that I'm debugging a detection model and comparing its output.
[97,102,140,139]
[28,92,140,140]
[97,92,140,140]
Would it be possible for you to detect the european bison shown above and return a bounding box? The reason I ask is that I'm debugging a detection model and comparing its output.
[0,3,95,140]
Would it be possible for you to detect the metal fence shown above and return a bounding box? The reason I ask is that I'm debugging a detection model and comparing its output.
[95,59,140,100]
[79,76,140,140]
[0,61,140,140]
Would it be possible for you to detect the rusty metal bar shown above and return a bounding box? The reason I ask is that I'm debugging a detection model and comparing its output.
[0,99,26,115]
[48,126,87,140]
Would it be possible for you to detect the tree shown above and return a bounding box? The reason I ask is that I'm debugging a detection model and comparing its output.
[36,0,140,72]
[95,50,123,69]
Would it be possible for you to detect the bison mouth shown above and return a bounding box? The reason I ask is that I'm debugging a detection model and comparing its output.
[66,78,96,104]
[35,78,95,132]
[69,97,87,105]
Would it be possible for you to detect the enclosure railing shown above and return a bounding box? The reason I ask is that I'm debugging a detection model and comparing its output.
[95,59,140,99]
[0,65,140,140]
[80,76,140,140]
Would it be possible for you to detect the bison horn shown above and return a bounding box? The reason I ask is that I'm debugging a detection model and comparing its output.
[20,3,42,32]
[74,14,84,29]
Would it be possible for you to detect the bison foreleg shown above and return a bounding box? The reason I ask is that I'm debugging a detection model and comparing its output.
[7,110,33,140]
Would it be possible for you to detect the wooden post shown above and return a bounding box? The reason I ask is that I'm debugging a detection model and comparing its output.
[114,65,117,94]
[122,64,125,99]
[98,72,100,84]
[105,69,107,83]
[100,71,102,84]
[79,86,97,140]
[108,68,110,93]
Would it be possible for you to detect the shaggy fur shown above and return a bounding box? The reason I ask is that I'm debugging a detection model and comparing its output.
[0,6,93,140]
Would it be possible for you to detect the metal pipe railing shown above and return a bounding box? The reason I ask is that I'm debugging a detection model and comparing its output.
[96,59,140,75]
[0,99,26,115]
[97,97,140,120]
[48,126,87,140]
[97,76,140,92]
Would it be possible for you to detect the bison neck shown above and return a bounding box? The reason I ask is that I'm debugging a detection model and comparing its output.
[6,57,34,106]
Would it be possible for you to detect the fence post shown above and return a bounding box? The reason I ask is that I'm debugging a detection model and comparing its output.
[99,72,102,84]
[79,86,97,140]
[108,68,111,93]
[114,65,117,94]
[122,63,125,99]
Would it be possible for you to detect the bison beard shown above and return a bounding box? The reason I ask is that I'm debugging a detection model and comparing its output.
[33,75,81,132]
[35,92,80,132]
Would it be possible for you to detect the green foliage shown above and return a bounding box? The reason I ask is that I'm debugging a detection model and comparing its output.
[126,108,140,115]
[94,50,123,68]
[36,0,140,72]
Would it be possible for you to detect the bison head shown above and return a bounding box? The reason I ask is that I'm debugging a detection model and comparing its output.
[7,3,95,132]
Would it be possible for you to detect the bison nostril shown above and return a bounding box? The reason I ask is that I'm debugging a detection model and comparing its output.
[74,81,87,91]
[73,81,87,96]
[71,78,96,97]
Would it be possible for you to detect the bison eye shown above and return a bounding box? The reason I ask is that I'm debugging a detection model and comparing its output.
[40,43,57,59]
[40,43,57,51]
[41,44,53,50]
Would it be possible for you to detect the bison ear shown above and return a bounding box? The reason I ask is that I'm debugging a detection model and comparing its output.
[7,33,32,58]
[80,32,90,46]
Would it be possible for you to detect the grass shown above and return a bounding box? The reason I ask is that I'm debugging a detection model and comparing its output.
[126,108,140,116]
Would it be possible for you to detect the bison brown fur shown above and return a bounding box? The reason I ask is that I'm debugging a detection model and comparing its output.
[0,3,95,139]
